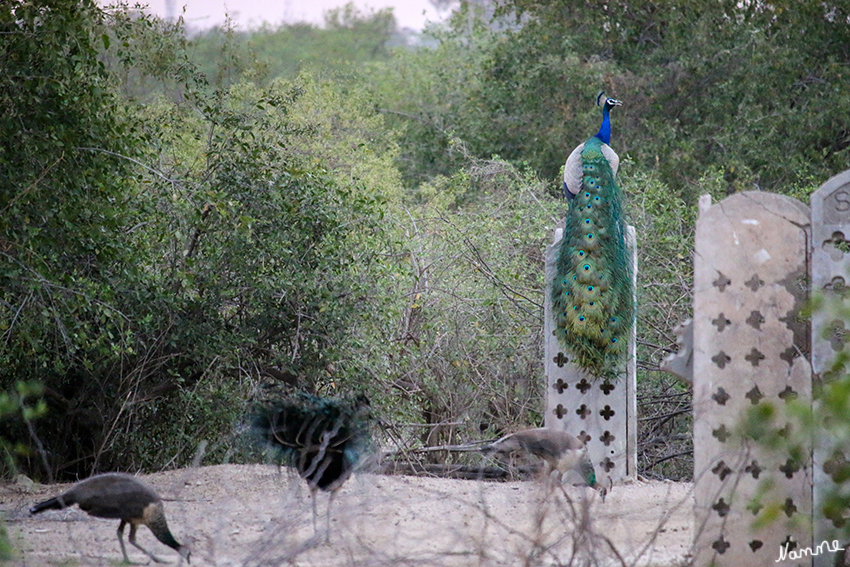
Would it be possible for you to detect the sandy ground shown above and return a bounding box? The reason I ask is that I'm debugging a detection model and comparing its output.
[2,465,693,567]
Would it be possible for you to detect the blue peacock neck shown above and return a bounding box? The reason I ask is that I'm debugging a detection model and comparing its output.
[594,105,612,145]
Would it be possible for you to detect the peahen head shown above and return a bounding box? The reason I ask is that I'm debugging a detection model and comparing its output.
[594,91,622,145]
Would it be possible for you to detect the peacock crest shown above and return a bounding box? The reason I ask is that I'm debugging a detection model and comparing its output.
[552,94,634,380]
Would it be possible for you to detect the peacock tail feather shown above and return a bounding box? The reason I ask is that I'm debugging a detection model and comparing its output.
[251,393,375,474]
[552,136,634,380]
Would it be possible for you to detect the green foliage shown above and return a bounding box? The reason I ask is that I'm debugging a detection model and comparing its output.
[0,2,401,478]
[0,382,46,477]
[367,0,850,200]
[190,3,398,86]
[377,158,561,455]
[0,0,145,477]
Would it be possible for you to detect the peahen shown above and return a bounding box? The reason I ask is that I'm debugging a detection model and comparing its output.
[552,92,634,380]
[29,473,191,564]
[482,428,608,501]
[251,393,375,542]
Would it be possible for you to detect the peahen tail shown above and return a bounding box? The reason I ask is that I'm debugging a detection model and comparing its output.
[551,136,634,380]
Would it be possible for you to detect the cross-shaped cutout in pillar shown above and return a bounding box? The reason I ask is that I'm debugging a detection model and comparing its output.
[778,385,798,401]
[712,351,731,369]
[576,404,591,419]
[713,272,732,292]
[824,231,850,262]
[712,313,731,332]
[712,424,731,442]
[746,310,765,330]
[600,405,615,420]
[779,458,800,479]
[744,347,765,366]
[749,540,763,552]
[600,457,615,472]
[745,385,764,404]
[782,498,797,517]
[553,378,568,394]
[712,387,730,405]
[747,499,763,515]
[780,535,797,552]
[600,381,615,395]
[712,498,730,517]
[827,319,849,351]
[553,352,569,367]
[711,460,732,480]
[779,346,799,366]
[745,274,764,292]
[600,430,615,446]
[576,378,592,394]
[711,536,731,554]
[824,275,848,296]
[745,460,762,479]
[553,404,567,419]
[577,430,591,444]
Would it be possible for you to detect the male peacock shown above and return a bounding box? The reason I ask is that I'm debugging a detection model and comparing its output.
[482,428,608,501]
[251,393,375,542]
[552,93,634,380]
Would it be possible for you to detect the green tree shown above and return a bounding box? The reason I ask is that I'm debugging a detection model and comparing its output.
[0,0,145,478]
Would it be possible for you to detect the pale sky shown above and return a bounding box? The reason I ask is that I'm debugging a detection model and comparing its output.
[139,0,447,30]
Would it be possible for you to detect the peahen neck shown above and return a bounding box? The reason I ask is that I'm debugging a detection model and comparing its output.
[594,105,612,145]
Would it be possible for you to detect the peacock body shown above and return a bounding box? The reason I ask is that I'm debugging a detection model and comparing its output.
[251,393,375,492]
[552,94,634,380]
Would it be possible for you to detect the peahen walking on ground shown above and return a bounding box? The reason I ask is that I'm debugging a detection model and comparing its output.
[552,92,634,380]
[29,473,191,564]
[482,428,608,501]
[251,393,375,542]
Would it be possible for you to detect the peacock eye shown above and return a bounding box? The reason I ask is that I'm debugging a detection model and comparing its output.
[578,250,585,256]
[585,219,591,224]
[589,302,595,306]
[578,316,585,322]
[587,286,594,291]
[611,338,617,343]
[584,192,590,198]
[587,233,593,239]
[594,196,600,201]
[583,264,591,271]
[611,317,617,323]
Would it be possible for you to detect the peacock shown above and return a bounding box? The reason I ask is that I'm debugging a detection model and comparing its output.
[482,428,608,501]
[250,393,375,542]
[552,92,634,381]
[29,473,191,564]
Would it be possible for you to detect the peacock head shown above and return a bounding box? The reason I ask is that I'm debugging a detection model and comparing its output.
[596,91,623,111]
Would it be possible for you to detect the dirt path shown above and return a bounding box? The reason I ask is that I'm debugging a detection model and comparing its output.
[3,464,693,566]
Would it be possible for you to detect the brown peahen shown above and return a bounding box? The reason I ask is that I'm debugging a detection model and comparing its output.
[482,427,608,501]
[29,472,190,564]
[552,92,634,381]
